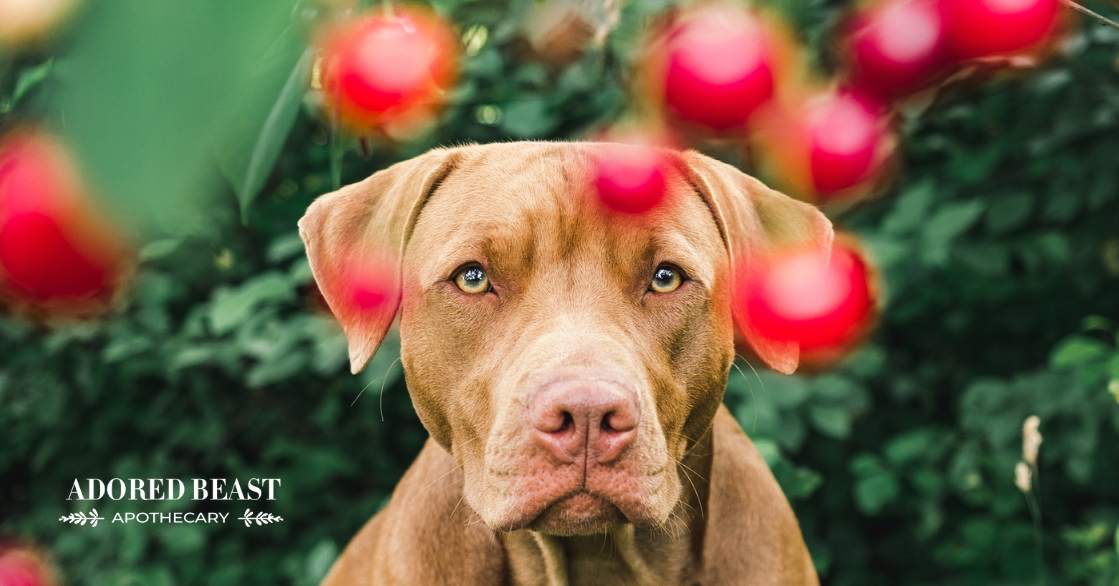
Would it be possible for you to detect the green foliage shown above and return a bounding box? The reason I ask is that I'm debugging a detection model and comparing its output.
[2,0,1119,585]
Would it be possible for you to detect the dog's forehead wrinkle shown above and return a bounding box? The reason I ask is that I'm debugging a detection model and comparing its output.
[410,152,728,295]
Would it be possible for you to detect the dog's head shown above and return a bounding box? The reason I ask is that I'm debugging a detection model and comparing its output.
[299,142,831,535]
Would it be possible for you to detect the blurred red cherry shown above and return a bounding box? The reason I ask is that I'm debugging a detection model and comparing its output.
[756,91,892,202]
[940,0,1062,60]
[657,6,777,131]
[336,252,399,315]
[740,240,874,352]
[0,131,127,312]
[0,548,52,586]
[593,143,670,214]
[844,0,948,100]
[319,7,458,131]
[0,213,111,299]
[807,92,889,195]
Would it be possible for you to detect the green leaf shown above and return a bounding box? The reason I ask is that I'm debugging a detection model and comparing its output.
[208,272,296,334]
[782,465,824,500]
[159,524,206,556]
[812,374,865,408]
[501,96,559,137]
[1050,336,1110,369]
[884,429,936,466]
[882,180,936,236]
[102,336,154,363]
[849,453,882,477]
[463,48,503,77]
[954,244,1010,276]
[760,372,810,409]
[55,0,293,234]
[218,40,315,221]
[854,473,900,515]
[1032,232,1071,266]
[985,193,1033,234]
[247,351,309,387]
[11,59,53,107]
[808,405,851,439]
[843,346,887,380]
[949,143,1003,183]
[1042,190,1080,223]
[921,199,986,265]
[752,438,782,468]
[138,238,183,262]
[849,454,900,515]
[170,345,223,371]
[267,231,308,263]
[304,539,339,586]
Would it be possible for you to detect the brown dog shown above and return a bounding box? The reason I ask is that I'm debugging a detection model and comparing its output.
[299,142,830,586]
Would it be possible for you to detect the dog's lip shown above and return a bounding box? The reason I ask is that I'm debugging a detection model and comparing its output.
[524,489,624,533]
[507,486,666,532]
[482,461,677,532]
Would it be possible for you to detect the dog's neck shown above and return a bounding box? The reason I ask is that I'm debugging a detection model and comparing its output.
[500,427,713,586]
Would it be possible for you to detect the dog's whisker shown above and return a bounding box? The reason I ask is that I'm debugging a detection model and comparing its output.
[738,356,769,404]
[350,377,378,408]
[450,493,467,519]
[730,361,761,433]
[734,354,772,434]
[378,356,403,421]
[674,496,695,513]
[422,466,459,494]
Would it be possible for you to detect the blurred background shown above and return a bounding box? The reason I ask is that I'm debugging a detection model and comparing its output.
[1,0,1118,584]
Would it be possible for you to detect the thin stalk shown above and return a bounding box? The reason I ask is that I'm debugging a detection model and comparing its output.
[1062,0,1119,31]
[1025,466,1047,586]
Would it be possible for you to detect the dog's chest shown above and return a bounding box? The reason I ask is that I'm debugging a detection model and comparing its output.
[503,530,697,586]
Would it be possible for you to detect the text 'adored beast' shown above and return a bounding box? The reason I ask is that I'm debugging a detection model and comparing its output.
[66,478,281,501]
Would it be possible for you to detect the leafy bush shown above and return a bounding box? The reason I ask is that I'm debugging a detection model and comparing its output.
[2,0,1118,584]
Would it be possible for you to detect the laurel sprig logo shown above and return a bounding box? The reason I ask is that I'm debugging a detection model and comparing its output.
[59,509,104,527]
[239,509,283,527]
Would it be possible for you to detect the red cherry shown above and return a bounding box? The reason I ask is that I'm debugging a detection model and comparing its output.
[593,143,669,214]
[845,0,947,100]
[320,8,457,130]
[0,132,125,310]
[0,550,50,586]
[337,253,399,315]
[940,0,1061,60]
[807,92,888,195]
[0,213,111,300]
[740,241,873,351]
[659,6,776,131]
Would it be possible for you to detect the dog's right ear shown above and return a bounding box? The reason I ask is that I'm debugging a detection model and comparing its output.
[677,150,834,375]
[298,148,458,374]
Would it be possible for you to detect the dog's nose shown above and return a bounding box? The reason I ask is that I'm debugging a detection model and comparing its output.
[528,378,638,464]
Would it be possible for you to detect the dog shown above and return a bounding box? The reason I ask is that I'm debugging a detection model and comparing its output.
[298,141,830,585]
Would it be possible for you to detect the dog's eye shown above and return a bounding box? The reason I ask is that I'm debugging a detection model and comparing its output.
[649,265,683,293]
[454,266,491,294]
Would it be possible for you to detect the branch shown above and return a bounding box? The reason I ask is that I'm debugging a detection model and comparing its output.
[1062,0,1119,32]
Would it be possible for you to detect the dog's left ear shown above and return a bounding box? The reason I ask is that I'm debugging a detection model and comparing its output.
[299,148,459,374]
[677,151,834,375]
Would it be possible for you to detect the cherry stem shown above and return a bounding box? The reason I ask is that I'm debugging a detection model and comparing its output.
[1061,0,1119,31]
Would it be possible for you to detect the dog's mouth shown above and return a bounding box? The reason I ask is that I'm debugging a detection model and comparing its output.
[527,490,626,535]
